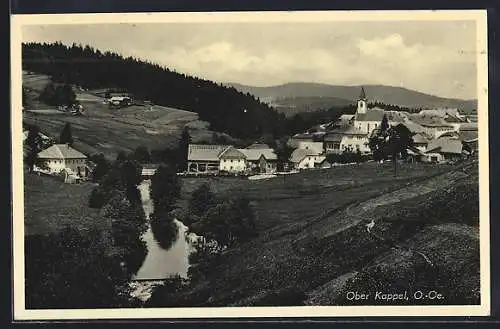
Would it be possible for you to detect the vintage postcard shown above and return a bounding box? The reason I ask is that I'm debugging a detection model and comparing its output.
[11,10,490,320]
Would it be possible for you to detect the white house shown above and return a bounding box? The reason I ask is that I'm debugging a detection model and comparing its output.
[324,126,370,154]
[290,148,324,170]
[218,146,247,173]
[296,141,324,154]
[239,144,278,174]
[37,144,88,177]
[187,144,278,174]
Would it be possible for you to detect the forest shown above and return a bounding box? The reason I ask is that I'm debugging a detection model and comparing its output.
[22,42,290,140]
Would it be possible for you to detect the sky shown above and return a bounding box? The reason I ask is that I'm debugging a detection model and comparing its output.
[22,20,478,100]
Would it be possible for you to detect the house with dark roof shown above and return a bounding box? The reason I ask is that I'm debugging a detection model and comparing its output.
[37,144,89,178]
[424,137,466,163]
[409,115,456,138]
[412,133,431,153]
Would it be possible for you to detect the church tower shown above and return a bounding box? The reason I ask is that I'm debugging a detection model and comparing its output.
[356,86,367,114]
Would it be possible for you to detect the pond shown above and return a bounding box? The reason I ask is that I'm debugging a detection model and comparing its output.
[129,180,198,301]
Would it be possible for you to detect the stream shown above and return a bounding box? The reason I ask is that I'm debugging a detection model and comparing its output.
[129,180,198,302]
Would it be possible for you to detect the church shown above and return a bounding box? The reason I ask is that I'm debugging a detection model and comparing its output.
[324,87,407,154]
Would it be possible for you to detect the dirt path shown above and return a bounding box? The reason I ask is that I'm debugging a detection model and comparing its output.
[297,162,474,243]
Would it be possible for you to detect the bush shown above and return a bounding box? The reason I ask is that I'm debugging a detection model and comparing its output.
[188,183,217,217]
[25,227,125,309]
[102,193,148,276]
[326,151,368,164]
[189,197,257,248]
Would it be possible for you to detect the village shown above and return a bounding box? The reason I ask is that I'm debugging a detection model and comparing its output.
[18,17,484,311]
[25,87,478,183]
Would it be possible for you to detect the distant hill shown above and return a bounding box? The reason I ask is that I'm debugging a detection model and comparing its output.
[227,82,477,114]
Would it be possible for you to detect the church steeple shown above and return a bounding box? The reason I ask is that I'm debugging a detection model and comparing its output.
[357,86,367,114]
[359,86,367,100]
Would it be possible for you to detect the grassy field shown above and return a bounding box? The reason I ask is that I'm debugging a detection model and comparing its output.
[22,72,216,159]
[23,172,104,236]
[150,160,480,306]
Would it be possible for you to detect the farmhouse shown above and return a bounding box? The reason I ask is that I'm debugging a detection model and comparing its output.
[290,148,324,170]
[187,144,230,173]
[240,145,278,174]
[219,146,247,173]
[108,96,132,108]
[324,126,370,154]
[187,144,278,174]
[37,144,89,178]
[409,115,456,139]
[424,137,465,163]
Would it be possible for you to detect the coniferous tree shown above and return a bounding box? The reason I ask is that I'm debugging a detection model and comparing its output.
[380,114,389,132]
[133,146,151,163]
[59,123,74,146]
[25,125,42,171]
[177,127,191,172]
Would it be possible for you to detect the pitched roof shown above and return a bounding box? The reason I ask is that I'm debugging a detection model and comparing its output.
[409,115,453,127]
[355,108,385,122]
[426,138,463,154]
[218,146,247,159]
[314,156,328,164]
[459,131,478,142]
[339,114,355,122]
[327,126,366,136]
[291,133,316,140]
[324,133,343,142]
[385,111,407,123]
[460,122,478,131]
[23,130,51,141]
[419,108,460,118]
[402,121,426,134]
[359,86,366,100]
[239,148,277,161]
[142,163,160,170]
[37,144,87,159]
[444,115,465,123]
[412,133,430,144]
[187,144,229,161]
[290,148,320,163]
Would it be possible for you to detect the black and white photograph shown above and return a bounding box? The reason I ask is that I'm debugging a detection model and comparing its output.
[11,10,490,319]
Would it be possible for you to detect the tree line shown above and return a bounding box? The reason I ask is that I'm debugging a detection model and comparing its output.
[22,42,289,140]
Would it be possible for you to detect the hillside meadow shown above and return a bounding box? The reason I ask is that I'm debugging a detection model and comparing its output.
[148,160,480,306]
[22,72,216,159]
